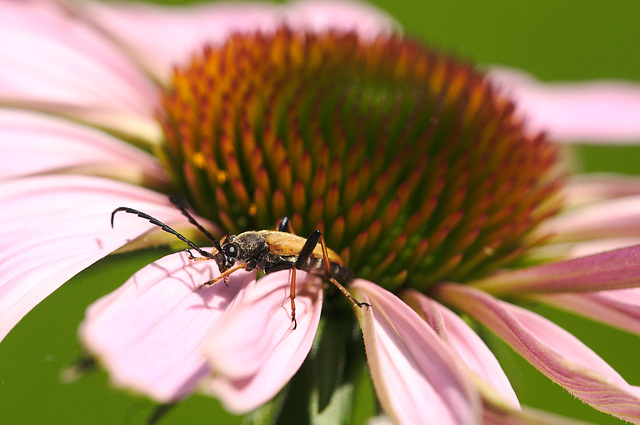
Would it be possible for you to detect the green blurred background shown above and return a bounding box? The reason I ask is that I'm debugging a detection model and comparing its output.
[1,1,639,424]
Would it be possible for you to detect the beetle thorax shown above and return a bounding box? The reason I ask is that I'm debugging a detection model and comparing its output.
[226,232,269,270]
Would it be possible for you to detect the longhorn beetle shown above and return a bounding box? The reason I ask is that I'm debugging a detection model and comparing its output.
[111,195,369,329]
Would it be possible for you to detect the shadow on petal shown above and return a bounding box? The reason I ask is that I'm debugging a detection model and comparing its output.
[80,250,255,402]
[201,271,323,413]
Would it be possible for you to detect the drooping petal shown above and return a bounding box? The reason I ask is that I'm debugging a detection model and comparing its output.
[536,195,640,243]
[402,289,519,409]
[0,110,167,185]
[75,0,282,79]
[201,271,323,413]
[351,280,480,425]
[366,415,396,425]
[283,0,400,37]
[482,402,594,425]
[472,244,640,295]
[0,175,185,341]
[529,238,640,262]
[78,0,398,79]
[80,250,255,401]
[436,283,640,423]
[0,0,159,141]
[563,174,640,208]
[489,67,640,143]
[532,289,640,337]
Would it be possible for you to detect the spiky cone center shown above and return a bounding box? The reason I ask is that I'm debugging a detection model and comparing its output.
[157,27,564,292]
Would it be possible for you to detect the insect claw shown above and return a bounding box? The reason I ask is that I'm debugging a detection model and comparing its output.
[196,275,230,291]
[290,317,297,330]
[198,278,217,291]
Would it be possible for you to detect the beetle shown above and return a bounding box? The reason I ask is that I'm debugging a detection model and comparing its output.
[111,195,369,329]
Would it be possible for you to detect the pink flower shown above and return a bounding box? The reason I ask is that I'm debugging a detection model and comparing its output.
[2,1,640,424]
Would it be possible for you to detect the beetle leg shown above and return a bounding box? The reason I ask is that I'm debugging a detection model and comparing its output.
[295,230,321,269]
[289,268,297,330]
[198,263,245,289]
[277,216,295,234]
[318,233,333,277]
[328,277,370,309]
[264,262,298,328]
[317,233,371,310]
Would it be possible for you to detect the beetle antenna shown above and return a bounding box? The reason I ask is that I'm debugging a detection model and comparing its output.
[168,194,223,254]
[111,207,215,259]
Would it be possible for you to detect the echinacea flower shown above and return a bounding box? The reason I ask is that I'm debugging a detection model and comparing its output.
[2,1,640,424]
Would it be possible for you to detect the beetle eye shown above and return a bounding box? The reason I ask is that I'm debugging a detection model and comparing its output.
[224,244,238,258]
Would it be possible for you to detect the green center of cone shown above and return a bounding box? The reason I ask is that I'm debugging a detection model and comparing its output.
[157,27,564,291]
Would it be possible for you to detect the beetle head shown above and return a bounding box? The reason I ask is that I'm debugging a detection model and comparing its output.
[212,235,241,273]
[213,232,269,273]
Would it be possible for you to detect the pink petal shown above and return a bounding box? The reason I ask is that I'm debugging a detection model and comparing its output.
[482,403,594,425]
[0,0,159,139]
[201,271,322,413]
[490,67,640,143]
[0,175,185,341]
[436,283,640,423]
[402,289,519,409]
[564,174,640,208]
[78,0,397,79]
[472,244,640,295]
[531,238,640,261]
[76,0,281,78]
[0,110,167,185]
[80,250,255,402]
[351,280,480,425]
[533,289,640,336]
[537,195,640,243]
[283,0,399,38]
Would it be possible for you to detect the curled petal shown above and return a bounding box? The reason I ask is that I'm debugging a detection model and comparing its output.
[436,283,640,423]
[351,280,480,425]
[0,110,167,185]
[0,0,159,140]
[533,289,640,337]
[402,289,519,409]
[472,244,640,295]
[80,250,255,401]
[201,271,322,413]
[79,0,397,79]
[489,67,640,143]
[0,175,184,342]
